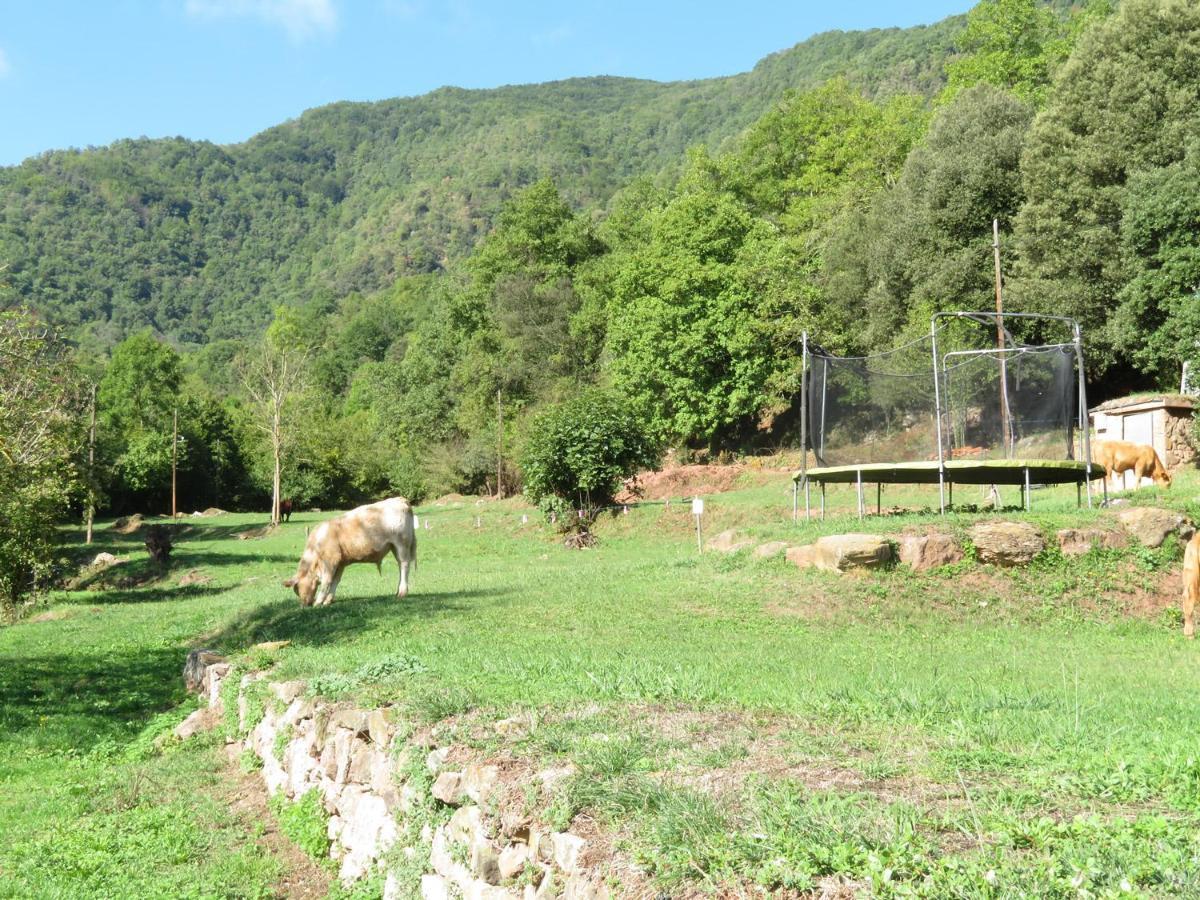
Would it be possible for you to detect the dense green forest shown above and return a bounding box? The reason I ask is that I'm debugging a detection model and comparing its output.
[4,0,1200,562]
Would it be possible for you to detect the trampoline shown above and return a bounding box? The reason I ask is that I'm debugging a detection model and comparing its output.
[791,312,1104,518]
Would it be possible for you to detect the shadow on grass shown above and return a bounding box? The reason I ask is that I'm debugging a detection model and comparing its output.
[60,582,230,606]
[205,587,509,652]
[0,644,186,751]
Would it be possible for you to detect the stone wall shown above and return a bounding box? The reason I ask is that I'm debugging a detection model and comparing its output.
[1164,409,1197,470]
[183,663,610,899]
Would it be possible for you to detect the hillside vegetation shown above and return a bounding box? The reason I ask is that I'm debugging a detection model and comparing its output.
[0,18,959,346]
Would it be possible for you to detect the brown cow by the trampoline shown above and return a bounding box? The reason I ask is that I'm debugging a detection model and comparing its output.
[1184,532,1200,639]
[283,497,416,607]
[1091,440,1171,489]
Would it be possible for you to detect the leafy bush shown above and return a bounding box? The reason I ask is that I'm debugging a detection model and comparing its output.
[521,389,660,517]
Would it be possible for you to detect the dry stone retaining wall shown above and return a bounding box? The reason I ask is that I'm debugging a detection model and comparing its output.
[181,662,610,899]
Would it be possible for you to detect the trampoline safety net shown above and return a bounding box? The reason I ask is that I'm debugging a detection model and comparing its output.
[805,315,1085,469]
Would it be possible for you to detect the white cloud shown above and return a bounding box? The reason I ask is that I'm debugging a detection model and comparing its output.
[0,48,10,78]
[185,0,338,42]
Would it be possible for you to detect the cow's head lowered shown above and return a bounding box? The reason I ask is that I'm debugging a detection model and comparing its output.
[283,548,321,606]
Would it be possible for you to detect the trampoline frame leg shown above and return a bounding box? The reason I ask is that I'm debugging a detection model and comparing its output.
[820,482,826,520]
[805,479,811,520]
[1024,467,1031,511]
[856,469,864,520]
[792,481,798,523]
[876,482,881,516]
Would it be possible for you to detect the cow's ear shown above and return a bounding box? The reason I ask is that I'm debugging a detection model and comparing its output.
[283,576,297,588]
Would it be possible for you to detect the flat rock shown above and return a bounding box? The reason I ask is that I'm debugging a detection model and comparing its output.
[551,832,586,874]
[499,844,530,881]
[329,708,369,734]
[706,529,753,553]
[269,681,306,704]
[785,544,818,568]
[463,763,499,803]
[427,747,450,774]
[1056,527,1126,557]
[420,875,450,900]
[969,521,1045,566]
[897,533,962,570]
[367,708,392,746]
[752,541,790,559]
[791,534,891,572]
[174,706,218,740]
[1118,507,1192,548]
[432,771,467,805]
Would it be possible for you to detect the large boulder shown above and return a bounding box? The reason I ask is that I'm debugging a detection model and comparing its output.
[969,521,1044,567]
[896,533,963,570]
[789,534,891,573]
[1056,527,1126,557]
[1117,507,1193,548]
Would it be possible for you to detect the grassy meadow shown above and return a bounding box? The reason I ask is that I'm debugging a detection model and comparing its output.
[3,468,1200,897]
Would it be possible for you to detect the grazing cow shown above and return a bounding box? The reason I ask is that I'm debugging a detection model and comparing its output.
[1091,439,1172,489]
[1184,532,1200,639]
[283,497,416,607]
[279,498,293,523]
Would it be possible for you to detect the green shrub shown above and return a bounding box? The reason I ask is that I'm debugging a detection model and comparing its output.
[521,389,660,517]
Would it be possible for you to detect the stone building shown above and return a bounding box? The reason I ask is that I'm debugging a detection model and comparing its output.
[1089,395,1196,488]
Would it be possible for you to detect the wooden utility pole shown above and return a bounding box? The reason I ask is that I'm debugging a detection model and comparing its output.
[85,384,96,545]
[171,406,178,519]
[993,219,1012,457]
[496,388,504,499]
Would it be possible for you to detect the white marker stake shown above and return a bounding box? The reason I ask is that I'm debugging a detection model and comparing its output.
[692,497,704,553]
[475,517,481,528]
[413,515,420,530]
[521,514,528,524]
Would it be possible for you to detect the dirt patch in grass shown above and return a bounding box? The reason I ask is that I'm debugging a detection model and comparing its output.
[221,744,332,899]
[177,568,214,587]
[236,524,279,541]
[618,464,748,502]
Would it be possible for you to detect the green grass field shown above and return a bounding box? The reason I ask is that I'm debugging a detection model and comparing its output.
[3,469,1200,897]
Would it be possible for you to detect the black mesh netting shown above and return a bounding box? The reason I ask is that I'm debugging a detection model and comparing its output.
[806,326,1080,468]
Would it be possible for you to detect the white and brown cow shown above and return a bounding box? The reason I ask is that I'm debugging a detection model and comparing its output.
[283,497,416,607]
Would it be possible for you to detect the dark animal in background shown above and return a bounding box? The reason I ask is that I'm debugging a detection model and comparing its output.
[144,524,173,564]
[280,498,294,522]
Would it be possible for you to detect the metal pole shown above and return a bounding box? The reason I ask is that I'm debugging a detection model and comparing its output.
[800,331,808,481]
[994,219,1013,457]
[931,316,946,514]
[1024,467,1031,511]
[820,482,826,520]
[856,469,864,520]
[876,482,881,516]
[85,384,96,545]
[1075,322,1094,510]
[171,406,178,520]
[792,481,798,523]
[496,388,504,499]
[805,479,811,520]
[819,357,829,464]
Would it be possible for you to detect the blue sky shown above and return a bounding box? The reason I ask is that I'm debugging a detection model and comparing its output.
[0,0,974,166]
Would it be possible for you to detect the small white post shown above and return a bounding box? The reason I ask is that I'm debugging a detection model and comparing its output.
[692,497,705,553]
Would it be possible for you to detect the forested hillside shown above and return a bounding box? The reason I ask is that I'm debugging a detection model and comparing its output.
[7,0,1200,539]
[0,17,960,349]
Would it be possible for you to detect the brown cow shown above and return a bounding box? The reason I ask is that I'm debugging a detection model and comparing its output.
[1184,532,1200,639]
[1091,439,1171,489]
[283,497,416,607]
